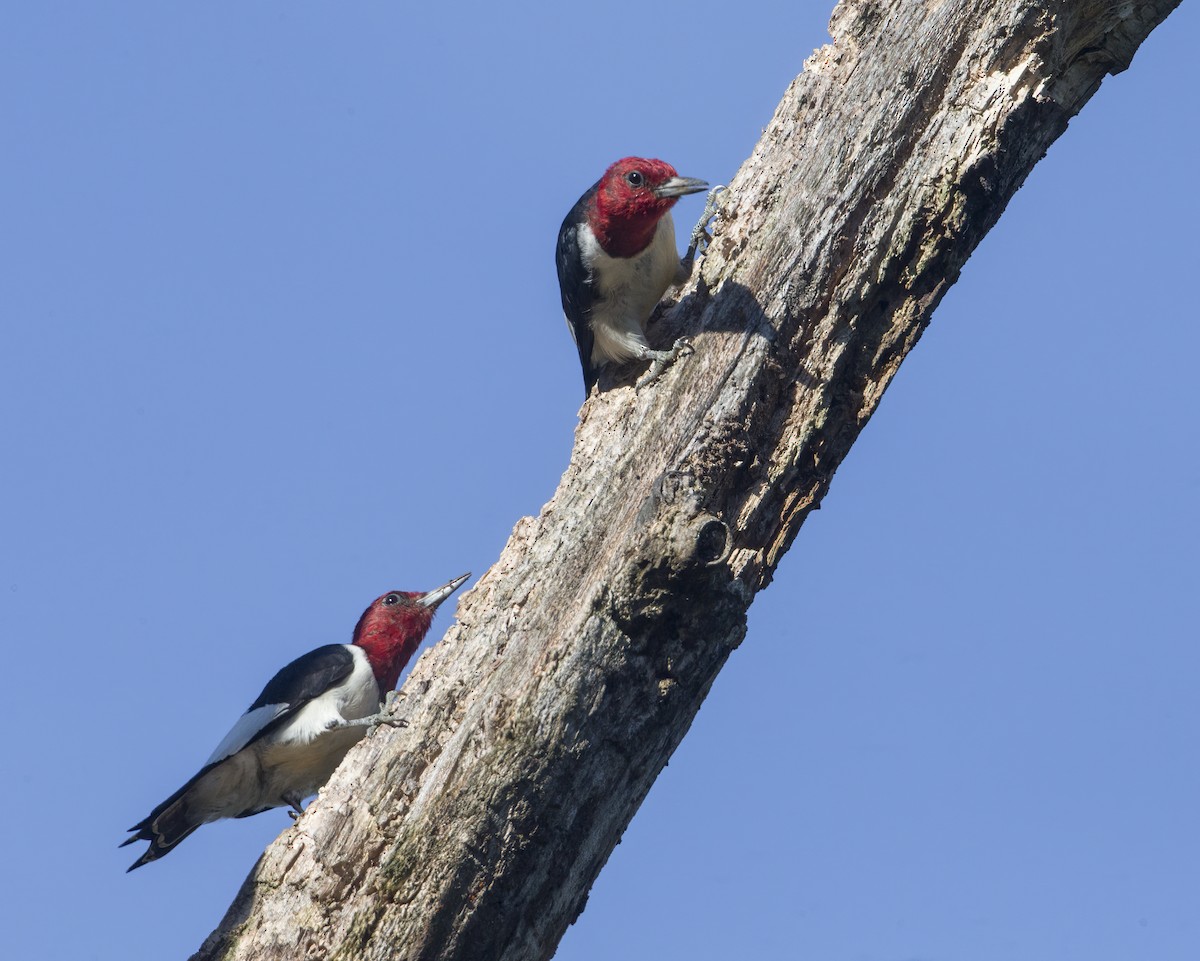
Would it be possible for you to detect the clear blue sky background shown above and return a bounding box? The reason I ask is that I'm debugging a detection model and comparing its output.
[3,4,1195,959]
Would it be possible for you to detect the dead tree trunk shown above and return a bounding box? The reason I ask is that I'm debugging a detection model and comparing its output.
[192,2,1180,958]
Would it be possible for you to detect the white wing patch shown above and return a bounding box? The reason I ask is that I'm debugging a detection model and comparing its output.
[204,703,290,766]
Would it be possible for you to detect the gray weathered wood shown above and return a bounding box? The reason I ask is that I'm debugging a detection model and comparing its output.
[192,1,1181,958]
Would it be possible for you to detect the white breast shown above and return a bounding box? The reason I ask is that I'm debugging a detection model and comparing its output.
[579,216,682,366]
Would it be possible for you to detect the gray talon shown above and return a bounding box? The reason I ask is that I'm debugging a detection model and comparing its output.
[686,185,727,259]
[636,337,694,389]
[324,699,409,736]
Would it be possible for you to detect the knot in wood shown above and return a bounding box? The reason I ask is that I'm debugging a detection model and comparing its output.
[677,514,731,568]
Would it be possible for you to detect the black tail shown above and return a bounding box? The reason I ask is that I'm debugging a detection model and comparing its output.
[121,762,218,871]
[122,821,200,871]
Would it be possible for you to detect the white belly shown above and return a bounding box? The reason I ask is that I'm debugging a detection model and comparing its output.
[580,216,683,366]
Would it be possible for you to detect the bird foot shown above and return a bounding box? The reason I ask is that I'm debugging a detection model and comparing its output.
[324,688,407,734]
[325,711,409,736]
[284,794,306,819]
[369,715,409,735]
[683,185,726,266]
[636,337,694,389]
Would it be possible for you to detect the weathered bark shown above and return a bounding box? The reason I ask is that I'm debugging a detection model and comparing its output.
[192,2,1180,959]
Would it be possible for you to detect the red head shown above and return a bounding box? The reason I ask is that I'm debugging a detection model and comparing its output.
[589,157,707,258]
[351,573,469,691]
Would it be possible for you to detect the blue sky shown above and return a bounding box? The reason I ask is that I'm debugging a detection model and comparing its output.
[2,3,1196,959]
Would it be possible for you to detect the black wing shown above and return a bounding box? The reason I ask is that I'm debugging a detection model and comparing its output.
[248,643,358,713]
[556,183,600,394]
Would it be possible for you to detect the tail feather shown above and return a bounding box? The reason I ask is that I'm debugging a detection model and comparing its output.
[122,759,224,871]
[123,794,203,871]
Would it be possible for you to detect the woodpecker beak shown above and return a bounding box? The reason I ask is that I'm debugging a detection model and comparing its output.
[653,176,708,199]
[417,573,471,610]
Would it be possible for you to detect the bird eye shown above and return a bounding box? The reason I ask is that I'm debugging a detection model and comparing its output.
[626,170,644,187]
[383,593,401,606]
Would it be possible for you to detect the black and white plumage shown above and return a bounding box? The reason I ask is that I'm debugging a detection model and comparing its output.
[556,183,603,389]
[122,574,469,871]
[556,157,714,393]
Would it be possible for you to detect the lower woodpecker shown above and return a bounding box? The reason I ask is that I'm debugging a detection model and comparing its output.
[121,573,469,871]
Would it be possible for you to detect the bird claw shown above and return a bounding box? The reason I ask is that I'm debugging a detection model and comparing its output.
[366,689,408,734]
[685,185,726,261]
[367,716,408,736]
[284,794,306,819]
[324,696,409,735]
[636,337,693,389]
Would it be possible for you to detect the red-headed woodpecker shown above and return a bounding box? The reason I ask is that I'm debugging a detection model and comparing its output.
[121,573,469,871]
[556,157,720,393]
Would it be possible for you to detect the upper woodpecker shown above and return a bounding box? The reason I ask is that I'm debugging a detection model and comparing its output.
[556,157,718,393]
[121,573,469,871]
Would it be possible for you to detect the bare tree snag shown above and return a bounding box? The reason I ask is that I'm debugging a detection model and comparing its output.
[192,2,1180,959]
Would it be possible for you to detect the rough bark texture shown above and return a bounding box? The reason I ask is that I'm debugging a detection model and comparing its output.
[192,2,1180,959]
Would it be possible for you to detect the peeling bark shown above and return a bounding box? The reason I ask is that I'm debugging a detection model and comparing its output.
[191,2,1181,959]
